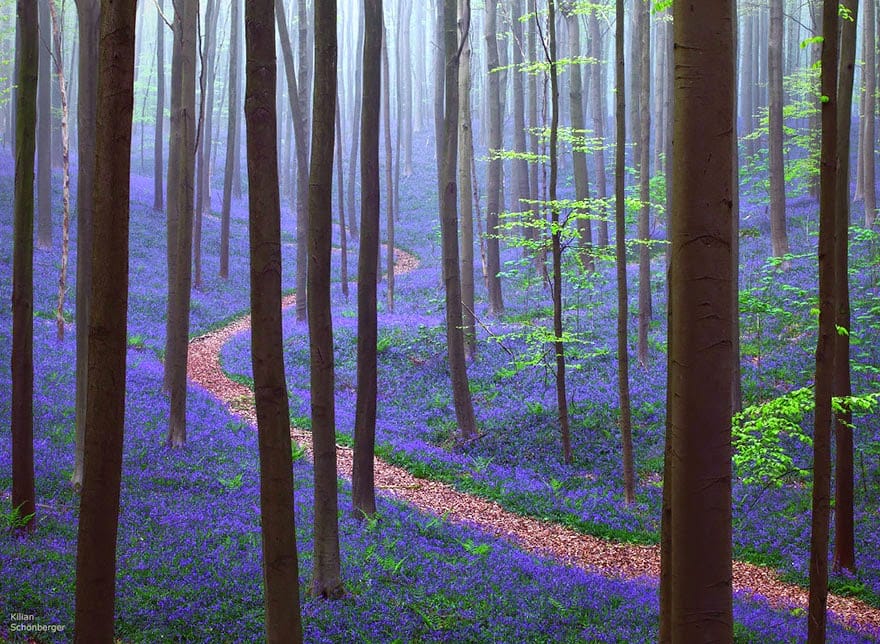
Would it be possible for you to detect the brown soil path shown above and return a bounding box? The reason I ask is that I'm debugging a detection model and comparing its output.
[187,246,880,636]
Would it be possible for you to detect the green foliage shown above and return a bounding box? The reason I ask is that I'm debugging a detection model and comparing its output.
[2,503,35,532]
[217,473,244,492]
[291,442,307,462]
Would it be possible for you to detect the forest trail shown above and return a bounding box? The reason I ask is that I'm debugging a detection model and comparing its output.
[186,246,880,636]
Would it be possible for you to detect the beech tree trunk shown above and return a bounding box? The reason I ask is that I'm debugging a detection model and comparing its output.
[220,0,241,279]
[667,1,735,638]
[832,0,858,575]
[243,0,305,637]
[636,0,651,366]
[807,1,839,639]
[166,0,198,448]
[399,0,413,176]
[73,2,137,638]
[614,0,635,509]
[36,0,52,250]
[484,0,504,314]
[589,8,609,248]
[11,0,38,533]
[305,0,345,600]
[440,0,477,440]
[353,0,382,520]
[72,0,99,492]
[769,0,791,259]
[335,99,349,299]
[458,0,476,359]
[153,0,165,211]
[862,0,876,227]
[346,15,364,235]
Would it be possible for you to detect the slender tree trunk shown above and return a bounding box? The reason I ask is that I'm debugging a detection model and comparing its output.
[153,0,165,211]
[36,0,52,250]
[347,14,364,235]
[636,0,651,367]
[862,0,876,226]
[11,0,38,533]
[589,8,609,248]
[244,0,305,637]
[220,0,241,279]
[667,1,735,638]
[306,0,345,600]
[769,0,791,259]
[458,0,476,359]
[353,0,382,520]
[510,0,530,253]
[485,0,504,313]
[565,6,593,273]
[336,96,349,299]
[73,2,137,638]
[382,21,394,304]
[399,0,413,176]
[807,0,839,640]
[832,0,859,575]
[614,0,635,508]
[440,0,477,440]
[527,0,541,266]
[166,0,197,448]
[72,0,99,492]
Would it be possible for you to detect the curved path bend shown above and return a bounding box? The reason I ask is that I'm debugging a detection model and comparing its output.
[187,245,880,635]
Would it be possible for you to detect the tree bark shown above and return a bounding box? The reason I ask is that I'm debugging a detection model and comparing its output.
[614,0,635,508]
[12,0,38,533]
[166,0,197,448]
[399,0,413,176]
[72,0,99,492]
[485,0,504,314]
[73,1,137,638]
[382,22,394,305]
[458,0,476,359]
[346,14,364,235]
[440,0,477,440]
[807,2,839,639]
[244,0,306,636]
[153,0,165,211]
[308,0,345,599]
[220,0,241,279]
[353,0,382,520]
[636,0,651,366]
[832,0,859,575]
[589,8,609,248]
[668,0,735,638]
[862,0,876,227]
[335,98,349,299]
[36,0,52,250]
[769,0,791,259]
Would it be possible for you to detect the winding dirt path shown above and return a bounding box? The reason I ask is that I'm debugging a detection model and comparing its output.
[187,246,880,636]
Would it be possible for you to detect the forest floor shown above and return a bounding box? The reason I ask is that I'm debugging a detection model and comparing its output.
[187,246,880,635]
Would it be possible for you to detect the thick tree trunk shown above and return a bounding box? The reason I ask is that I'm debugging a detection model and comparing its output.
[484,0,504,314]
[244,0,305,636]
[307,0,345,599]
[166,0,197,448]
[12,0,38,533]
[807,2,839,639]
[73,2,137,638]
[832,0,859,575]
[220,0,241,279]
[769,0,791,259]
[353,0,382,520]
[72,0,99,492]
[668,1,735,638]
[440,0,477,440]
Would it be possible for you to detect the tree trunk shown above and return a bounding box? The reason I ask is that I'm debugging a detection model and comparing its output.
[166,0,197,448]
[399,0,413,176]
[244,0,306,636]
[194,0,219,290]
[589,8,609,248]
[346,15,364,236]
[306,0,345,600]
[336,95,349,299]
[636,0,651,366]
[510,0,530,252]
[769,0,791,259]
[565,6,593,273]
[862,0,876,227]
[668,1,735,638]
[832,0,859,575]
[36,0,52,250]
[72,0,99,492]
[12,0,38,533]
[220,0,241,279]
[154,0,165,211]
[527,0,541,267]
[353,0,382,520]
[614,0,635,508]
[485,0,504,314]
[73,2,137,638]
[458,0,476,359]
[382,22,394,303]
[807,2,839,640]
[440,0,477,440]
